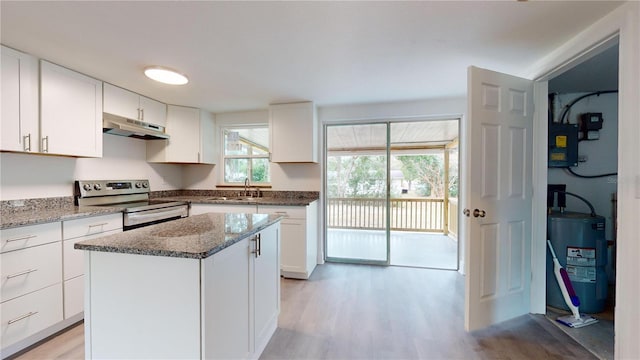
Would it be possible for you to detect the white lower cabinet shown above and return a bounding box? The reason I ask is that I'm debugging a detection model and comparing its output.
[0,222,62,353]
[0,283,63,349]
[62,214,122,319]
[192,201,318,279]
[63,276,84,320]
[1,242,62,303]
[0,213,123,357]
[258,201,318,279]
[202,237,251,359]
[252,223,280,354]
[204,222,280,359]
[85,222,280,359]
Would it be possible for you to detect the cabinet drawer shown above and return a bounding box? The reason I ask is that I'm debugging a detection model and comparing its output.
[1,283,63,348]
[1,242,62,302]
[64,229,121,280]
[63,213,122,240]
[1,222,61,253]
[64,276,84,319]
[257,205,307,219]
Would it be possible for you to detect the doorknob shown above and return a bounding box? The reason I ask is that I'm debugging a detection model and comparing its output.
[473,209,486,218]
[463,209,470,217]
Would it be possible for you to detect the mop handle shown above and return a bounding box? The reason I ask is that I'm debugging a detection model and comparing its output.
[547,240,559,260]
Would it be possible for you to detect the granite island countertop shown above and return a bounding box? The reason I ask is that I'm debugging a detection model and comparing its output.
[75,212,282,259]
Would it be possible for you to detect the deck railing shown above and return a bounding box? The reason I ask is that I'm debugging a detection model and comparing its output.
[327,197,446,232]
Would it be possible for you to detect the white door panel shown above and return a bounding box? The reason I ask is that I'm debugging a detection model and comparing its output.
[465,66,533,331]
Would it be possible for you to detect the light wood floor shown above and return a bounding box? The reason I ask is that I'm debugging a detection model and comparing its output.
[11,263,596,360]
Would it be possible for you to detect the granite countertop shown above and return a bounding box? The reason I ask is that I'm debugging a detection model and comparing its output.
[1,205,124,230]
[0,190,317,230]
[159,195,317,207]
[75,212,282,259]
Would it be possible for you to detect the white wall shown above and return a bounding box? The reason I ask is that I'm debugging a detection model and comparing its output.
[547,92,618,240]
[318,97,467,271]
[0,134,183,200]
[528,2,639,358]
[319,97,466,123]
[183,109,323,191]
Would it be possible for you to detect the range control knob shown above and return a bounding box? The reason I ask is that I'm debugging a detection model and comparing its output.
[93,184,102,191]
[142,182,149,188]
[83,184,92,191]
[135,182,142,188]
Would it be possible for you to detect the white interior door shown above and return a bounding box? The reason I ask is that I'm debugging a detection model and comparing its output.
[464,66,533,331]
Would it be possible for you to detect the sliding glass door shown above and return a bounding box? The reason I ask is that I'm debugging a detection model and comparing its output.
[325,123,389,264]
[324,119,460,269]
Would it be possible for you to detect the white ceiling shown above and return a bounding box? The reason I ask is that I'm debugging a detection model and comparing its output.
[0,1,623,114]
[327,120,459,151]
[549,43,619,93]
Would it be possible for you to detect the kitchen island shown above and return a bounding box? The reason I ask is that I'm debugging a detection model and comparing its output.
[75,212,281,360]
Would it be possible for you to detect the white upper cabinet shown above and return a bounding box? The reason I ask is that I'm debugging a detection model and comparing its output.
[1,46,39,153]
[103,83,167,127]
[269,101,318,163]
[40,61,103,157]
[147,105,216,164]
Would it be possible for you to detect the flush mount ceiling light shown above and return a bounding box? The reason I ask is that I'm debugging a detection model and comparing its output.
[144,66,189,85]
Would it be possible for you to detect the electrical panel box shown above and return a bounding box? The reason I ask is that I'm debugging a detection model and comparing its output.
[579,112,603,140]
[548,124,578,167]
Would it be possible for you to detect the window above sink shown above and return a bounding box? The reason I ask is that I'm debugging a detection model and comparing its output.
[222,126,270,186]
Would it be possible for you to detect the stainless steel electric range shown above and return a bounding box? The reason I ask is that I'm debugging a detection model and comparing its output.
[75,180,189,231]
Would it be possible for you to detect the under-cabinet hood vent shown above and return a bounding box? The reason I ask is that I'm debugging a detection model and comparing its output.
[103,114,169,140]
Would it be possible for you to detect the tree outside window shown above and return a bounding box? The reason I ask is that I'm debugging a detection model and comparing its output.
[223,127,270,184]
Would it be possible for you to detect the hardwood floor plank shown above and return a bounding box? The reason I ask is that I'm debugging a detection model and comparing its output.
[11,263,597,360]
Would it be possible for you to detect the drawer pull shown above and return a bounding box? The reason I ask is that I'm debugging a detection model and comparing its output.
[274,212,288,215]
[5,234,37,243]
[8,311,39,325]
[88,222,108,228]
[6,268,38,279]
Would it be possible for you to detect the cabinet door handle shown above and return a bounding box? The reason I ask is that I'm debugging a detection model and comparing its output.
[41,136,49,153]
[141,108,144,121]
[6,268,38,279]
[257,233,261,257]
[88,222,108,229]
[5,234,37,243]
[251,234,262,257]
[23,133,31,152]
[8,311,38,325]
[137,108,141,120]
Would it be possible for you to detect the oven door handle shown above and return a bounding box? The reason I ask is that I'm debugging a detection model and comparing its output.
[125,206,188,225]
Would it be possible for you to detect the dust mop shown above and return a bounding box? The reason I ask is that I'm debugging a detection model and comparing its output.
[547,240,598,328]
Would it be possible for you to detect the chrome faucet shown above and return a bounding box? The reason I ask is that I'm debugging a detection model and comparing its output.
[244,178,250,197]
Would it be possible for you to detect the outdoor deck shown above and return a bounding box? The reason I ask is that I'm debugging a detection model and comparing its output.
[326,229,458,269]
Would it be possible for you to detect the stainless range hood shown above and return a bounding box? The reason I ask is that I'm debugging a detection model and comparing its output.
[103,114,169,140]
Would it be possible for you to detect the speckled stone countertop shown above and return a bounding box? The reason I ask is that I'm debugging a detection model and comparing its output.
[160,195,316,206]
[0,190,318,230]
[1,197,123,230]
[75,212,282,259]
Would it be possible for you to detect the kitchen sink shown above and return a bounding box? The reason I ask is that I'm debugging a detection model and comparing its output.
[206,196,258,201]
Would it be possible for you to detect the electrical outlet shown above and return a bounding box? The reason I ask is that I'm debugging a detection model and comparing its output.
[10,199,25,207]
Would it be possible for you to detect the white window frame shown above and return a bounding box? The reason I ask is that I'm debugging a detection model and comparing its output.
[221,125,270,185]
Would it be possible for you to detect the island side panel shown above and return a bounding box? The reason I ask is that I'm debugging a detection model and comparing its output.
[85,251,201,359]
[202,237,252,359]
[252,222,281,359]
